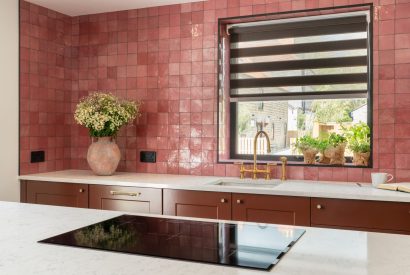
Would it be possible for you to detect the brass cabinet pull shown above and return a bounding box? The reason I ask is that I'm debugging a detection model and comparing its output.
[317,204,323,209]
[79,189,85,193]
[236,199,243,204]
[220,198,227,203]
[110,191,141,197]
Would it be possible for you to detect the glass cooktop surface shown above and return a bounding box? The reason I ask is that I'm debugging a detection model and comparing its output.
[39,215,305,271]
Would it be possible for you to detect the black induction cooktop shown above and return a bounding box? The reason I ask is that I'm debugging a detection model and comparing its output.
[39,215,305,271]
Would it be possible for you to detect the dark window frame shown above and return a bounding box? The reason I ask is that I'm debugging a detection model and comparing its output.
[217,3,374,168]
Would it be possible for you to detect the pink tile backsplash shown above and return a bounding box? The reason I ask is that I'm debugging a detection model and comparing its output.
[19,0,410,183]
[20,0,72,174]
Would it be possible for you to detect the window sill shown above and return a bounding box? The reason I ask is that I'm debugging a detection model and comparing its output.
[217,159,371,169]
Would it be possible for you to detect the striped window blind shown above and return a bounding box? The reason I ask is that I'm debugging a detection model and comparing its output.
[228,11,371,102]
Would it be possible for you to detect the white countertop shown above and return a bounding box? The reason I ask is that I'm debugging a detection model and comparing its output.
[1,201,410,275]
[19,170,410,203]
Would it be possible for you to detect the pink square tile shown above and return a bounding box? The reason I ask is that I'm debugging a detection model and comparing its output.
[395,49,410,64]
[395,3,410,19]
[395,33,410,49]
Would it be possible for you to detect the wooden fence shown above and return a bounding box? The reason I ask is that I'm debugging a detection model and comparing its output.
[237,137,268,154]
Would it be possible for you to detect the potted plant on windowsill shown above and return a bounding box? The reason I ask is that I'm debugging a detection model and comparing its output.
[74,93,141,176]
[318,133,347,165]
[317,139,331,164]
[295,136,319,164]
[344,123,371,166]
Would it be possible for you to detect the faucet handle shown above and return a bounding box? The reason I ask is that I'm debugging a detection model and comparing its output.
[279,157,287,181]
[265,163,276,180]
[234,162,245,179]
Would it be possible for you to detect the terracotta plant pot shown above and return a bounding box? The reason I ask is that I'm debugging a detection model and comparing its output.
[353,152,370,166]
[318,151,331,164]
[324,143,346,165]
[87,137,121,176]
[302,148,318,164]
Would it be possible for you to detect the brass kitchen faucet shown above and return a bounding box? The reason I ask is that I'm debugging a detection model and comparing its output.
[236,131,287,181]
[236,131,273,180]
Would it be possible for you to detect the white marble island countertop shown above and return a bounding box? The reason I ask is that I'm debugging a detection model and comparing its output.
[1,201,410,275]
[19,169,410,203]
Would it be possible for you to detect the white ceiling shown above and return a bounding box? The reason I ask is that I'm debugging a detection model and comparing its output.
[25,0,204,16]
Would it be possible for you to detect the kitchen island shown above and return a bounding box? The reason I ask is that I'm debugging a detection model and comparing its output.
[1,201,410,275]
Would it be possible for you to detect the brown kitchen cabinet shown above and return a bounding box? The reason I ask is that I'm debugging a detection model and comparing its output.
[311,198,410,234]
[89,185,162,214]
[23,181,88,208]
[163,189,232,220]
[20,179,410,234]
[232,193,311,226]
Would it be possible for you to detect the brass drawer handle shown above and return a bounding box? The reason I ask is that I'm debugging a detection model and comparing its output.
[79,189,85,193]
[317,204,323,209]
[110,191,141,197]
[221,198,227,203]
[236,199,243,204]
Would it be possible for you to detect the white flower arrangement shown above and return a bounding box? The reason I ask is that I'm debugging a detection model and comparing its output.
[74,92,141,137]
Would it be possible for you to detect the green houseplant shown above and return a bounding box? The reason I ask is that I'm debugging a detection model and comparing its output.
[316,139,330,164]
[318,133,347,165]
[344,123,371,166]
[295,136,319,164]
[74,93,141,176]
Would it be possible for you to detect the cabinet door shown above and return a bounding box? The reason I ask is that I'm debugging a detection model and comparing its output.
[26,181,88,208]
[311,198,410,234]
[232,193,310,226]
[89,185,162,214]
[163,189,231,220]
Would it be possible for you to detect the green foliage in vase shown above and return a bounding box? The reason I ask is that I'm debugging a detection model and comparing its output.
[343,122,371,153]
[316,139,330,152]
[327,133,347,147]
[295,135,319,152]
[74,92,141,137]
[314,133,346,152]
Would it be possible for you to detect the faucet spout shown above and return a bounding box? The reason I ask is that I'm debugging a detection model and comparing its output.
[253,131,271,178]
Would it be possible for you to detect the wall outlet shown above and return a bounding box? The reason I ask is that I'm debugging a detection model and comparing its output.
[140,151,156,163]
[31,151,45,163]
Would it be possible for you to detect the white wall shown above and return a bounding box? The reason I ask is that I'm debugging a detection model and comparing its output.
[0,0,19,201]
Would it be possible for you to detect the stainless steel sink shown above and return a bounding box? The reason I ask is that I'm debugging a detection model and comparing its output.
[211,180,280,188]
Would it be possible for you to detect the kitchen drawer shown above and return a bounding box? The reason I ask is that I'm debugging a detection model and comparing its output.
[232,193,311,226]
[89,185,162,214]
[24,181,88,208]
[311,198,410,233]
[163,189,231,220]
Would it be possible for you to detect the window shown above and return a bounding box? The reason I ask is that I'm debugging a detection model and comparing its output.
[217,4,372,165]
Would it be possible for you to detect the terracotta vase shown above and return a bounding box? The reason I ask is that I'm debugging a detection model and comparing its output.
[87,137,121,176]
[318,151,331,164]
[302,148,318,164]
[325,143,346,165]
[353,152,370,166]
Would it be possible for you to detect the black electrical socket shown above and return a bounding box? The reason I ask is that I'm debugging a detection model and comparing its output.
[31,151,45,163]
[140,151,156,163]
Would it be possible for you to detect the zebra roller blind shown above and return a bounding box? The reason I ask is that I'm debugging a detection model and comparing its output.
[228,11,371,102]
